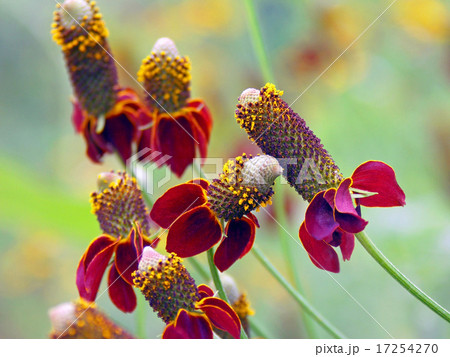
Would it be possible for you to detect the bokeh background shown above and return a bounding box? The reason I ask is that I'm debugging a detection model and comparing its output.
[0,0,449,338]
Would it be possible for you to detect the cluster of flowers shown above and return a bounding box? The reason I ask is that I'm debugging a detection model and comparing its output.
[49,0,405,339]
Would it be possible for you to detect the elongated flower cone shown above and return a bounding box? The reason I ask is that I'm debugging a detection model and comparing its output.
[236,84,343,201]
[48,299,134,339]
[52,0,118,117]
[138,37,190,113]
[207,154,283,221]
[90,171,152,238]
[132,247,200,324]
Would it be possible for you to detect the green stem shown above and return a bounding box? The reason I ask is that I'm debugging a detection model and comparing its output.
[355,231,450,323]
[243,0,275,83]
[207,248,249,339]
[252,245,347,339]
[248,318,271,339]
[273,181,317,338]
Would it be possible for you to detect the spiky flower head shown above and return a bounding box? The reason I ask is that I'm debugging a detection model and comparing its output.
[48,299,133,339]
[132,247,200,324]
[90,171,151,238]
[52,0,118,117]
[137,37,191,113]
[207,154,283,221]
[236,83,343,202]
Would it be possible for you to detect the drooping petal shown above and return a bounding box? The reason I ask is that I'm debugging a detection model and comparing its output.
[185,178,210,190]
[197,297,241,339]
[245,212,260,228]
[162,310,213,339]
[102,113,135,163]
[115,236,138,285]
[153,115,196,178]
[150,183,207,229]
[71,99,85,133]
[334,178,368,234]
[197,284,215,299]
[305,190,339,240]
[166,206,222,257]
[339,230,355,261]
[214,218,255,272]
[351,161,406,207]
[76,236,118,301]
[187,99,213,142]
[299,222,340,273]
[108,264,137,313]
[189,112,209,161]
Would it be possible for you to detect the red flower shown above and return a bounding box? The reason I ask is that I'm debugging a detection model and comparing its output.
[76,225,157,312]
[163,285,241,339]
[137,99,212,177]
[299,161,406,273]
[150,178,259,272]
[136,37,213,177]
[72,87,152,164]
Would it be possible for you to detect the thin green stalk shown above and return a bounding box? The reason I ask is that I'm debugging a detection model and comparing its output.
[207,248,249,339]
[243,0,275,83]
[356,231,450,323]
[273,181,317,338]
[252,245,347,339]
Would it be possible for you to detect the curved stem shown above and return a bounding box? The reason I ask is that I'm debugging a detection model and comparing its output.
[355,231,450,323]
[243,0,275,83]
[207,248,249,339]
[252,245,347,339]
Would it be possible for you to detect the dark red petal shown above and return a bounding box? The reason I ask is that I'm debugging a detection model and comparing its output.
[351,161,406,207]
[102,113,135,164]
[185,178,210,190]
[150,183,207,229]
[108,264,137,313]
[334,178,368,233]
[245,212,260,228]
[198,284,215,298]
[340,231,355,261]
[166,206,222,257]
[299,222,340,273]
[76,236,118,301]
[189,113,209,161]
[131,225,143,257]
[83,120,109,163]
[115,237,138,285]
[71,99,85,133]
[153,115,196,178]
[305,190,339,240]
[162,310,213,339]
[187,99,213,142]
[214,218,255,272]
[197,297,241,339]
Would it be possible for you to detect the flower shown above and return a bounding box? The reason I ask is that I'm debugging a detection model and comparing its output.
[52,0,151,163]
[133,247,241,339]
[236,84,343,202]
[300,161,406,273]
[48,299,134,339]
[137,37,213,177]
[76,172,158,312]
[236,84,406,272]
[150,154,283,271]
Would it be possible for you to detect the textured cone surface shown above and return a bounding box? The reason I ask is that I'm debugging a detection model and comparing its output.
[49,299,134,339]
[52,0,118,117]
[236,84,343,202]
[90,171,152,237]
[138,37,191,113]
[207,154,282,221]
[132,248,200,324]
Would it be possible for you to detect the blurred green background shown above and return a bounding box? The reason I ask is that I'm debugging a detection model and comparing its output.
[0,0,449,338]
